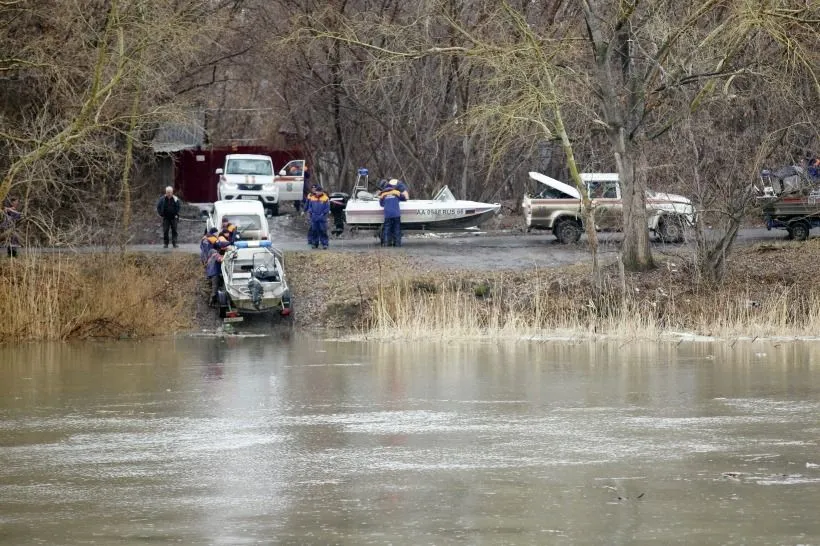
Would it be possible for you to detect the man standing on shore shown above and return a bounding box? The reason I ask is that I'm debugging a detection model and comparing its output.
[2,196,21,258]
[305,184,330,249]
[156,186,180,248]
[379,179,406,247]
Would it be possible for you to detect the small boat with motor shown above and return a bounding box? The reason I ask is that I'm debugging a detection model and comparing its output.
[216,240,292,321]
[341,168,501,233]
[206,200,292,321]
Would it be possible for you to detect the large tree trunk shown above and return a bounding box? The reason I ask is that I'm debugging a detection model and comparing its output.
[612,131,654,270]
[580,0,655,271]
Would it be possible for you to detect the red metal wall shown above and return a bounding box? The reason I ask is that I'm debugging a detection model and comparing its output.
[174,147,302,203]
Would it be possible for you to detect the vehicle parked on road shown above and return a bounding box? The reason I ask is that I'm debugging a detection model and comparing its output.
[216,154,279,216]
[207,200,270,241]
[757,165,820,241]
[521,172,695,244]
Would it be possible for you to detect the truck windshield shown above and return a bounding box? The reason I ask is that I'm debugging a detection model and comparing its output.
[225,159,273,176]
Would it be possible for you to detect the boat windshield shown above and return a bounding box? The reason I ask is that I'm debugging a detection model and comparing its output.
[432,186,456,202]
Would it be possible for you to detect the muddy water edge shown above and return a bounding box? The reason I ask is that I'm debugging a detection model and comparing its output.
[1,335,819,545]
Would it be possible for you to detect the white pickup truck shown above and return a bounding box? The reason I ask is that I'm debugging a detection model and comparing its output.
[216,154,279,215]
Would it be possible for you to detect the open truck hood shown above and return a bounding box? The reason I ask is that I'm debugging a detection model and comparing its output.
[528,172,581,199]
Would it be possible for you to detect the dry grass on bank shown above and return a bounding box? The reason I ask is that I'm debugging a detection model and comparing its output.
[360,240,820,341]
[0,253,199,342]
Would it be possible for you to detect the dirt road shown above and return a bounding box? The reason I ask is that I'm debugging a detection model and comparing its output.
[107,213,789,271]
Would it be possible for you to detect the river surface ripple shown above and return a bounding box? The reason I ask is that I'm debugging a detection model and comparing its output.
[1,336,819,545]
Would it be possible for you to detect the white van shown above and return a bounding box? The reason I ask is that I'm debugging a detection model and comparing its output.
[207,200,270,241]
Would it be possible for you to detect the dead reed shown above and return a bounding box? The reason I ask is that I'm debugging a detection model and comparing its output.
[0,252,197,342]
[364,272,820,341]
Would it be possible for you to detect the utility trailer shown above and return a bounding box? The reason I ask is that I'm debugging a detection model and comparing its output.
[760,190,820,241]
[758,166,820,241]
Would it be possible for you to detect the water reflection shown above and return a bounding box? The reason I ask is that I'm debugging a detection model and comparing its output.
[1,337,819,544]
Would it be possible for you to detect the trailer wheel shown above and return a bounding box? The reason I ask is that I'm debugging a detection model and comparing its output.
[657,216,685,243]
[787,221,811,241]
[554,219,582,244]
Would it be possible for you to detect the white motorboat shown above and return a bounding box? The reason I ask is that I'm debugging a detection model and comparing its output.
[342,168,501,232]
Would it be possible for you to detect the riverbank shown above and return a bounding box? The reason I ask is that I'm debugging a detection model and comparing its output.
[2,238,820,342]
[306,239,820,341]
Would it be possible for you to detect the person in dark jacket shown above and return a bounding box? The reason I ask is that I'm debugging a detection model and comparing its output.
[2,196,22,258]
[305,184,330,249]
[156,186,181,248]
[379,179,406,247]
[298,166,312,214]
[205,248,224,306]
[199,227,219,265]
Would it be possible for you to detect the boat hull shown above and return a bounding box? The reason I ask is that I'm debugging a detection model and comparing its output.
[344,200,500,231]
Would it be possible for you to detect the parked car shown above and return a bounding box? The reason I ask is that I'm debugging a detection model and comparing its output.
[207,200,270,241]
[216,154,279,216]
[522,172,695,244]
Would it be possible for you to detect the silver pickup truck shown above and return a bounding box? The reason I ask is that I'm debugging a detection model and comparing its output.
[521,172,695,244]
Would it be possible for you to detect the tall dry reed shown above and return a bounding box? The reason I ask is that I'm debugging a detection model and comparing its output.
[0,252,196,342]
[365,275,820,341]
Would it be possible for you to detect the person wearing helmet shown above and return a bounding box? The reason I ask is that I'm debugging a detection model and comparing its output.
[379,178,406,247]
[305,184,330,249]
[199,227,219,266]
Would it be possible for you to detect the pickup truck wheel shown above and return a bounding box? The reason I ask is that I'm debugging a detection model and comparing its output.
[266,204,279,217]
[554,219,582,244]
[657,216,685,243]
[787,221,810,241]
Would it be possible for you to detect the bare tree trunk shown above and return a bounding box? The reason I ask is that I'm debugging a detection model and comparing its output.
[580,0,654,272]
[613,133,654,271]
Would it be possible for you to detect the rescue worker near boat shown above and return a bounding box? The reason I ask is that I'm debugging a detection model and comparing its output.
[156,186,180,248]
[205,247,224,307]
[379,178,406,247]
[305,184,330,249]
[199,227,219,265]
[220,217,238,245]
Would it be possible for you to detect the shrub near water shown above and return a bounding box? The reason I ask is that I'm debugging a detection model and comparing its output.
[0,253,197,342]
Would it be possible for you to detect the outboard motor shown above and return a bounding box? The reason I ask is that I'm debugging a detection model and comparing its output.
[329,192,349,237]
[247,277,264,310]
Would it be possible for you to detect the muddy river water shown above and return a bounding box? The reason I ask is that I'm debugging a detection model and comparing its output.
[1,336,819,545]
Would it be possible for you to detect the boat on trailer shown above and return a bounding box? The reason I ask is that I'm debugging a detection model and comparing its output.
[342,168,501,233]
[216,241,292,322]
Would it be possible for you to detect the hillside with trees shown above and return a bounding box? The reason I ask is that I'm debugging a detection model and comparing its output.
[1,0,818,280]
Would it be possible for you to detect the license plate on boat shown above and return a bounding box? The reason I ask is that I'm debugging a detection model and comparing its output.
[223,316,244,323]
